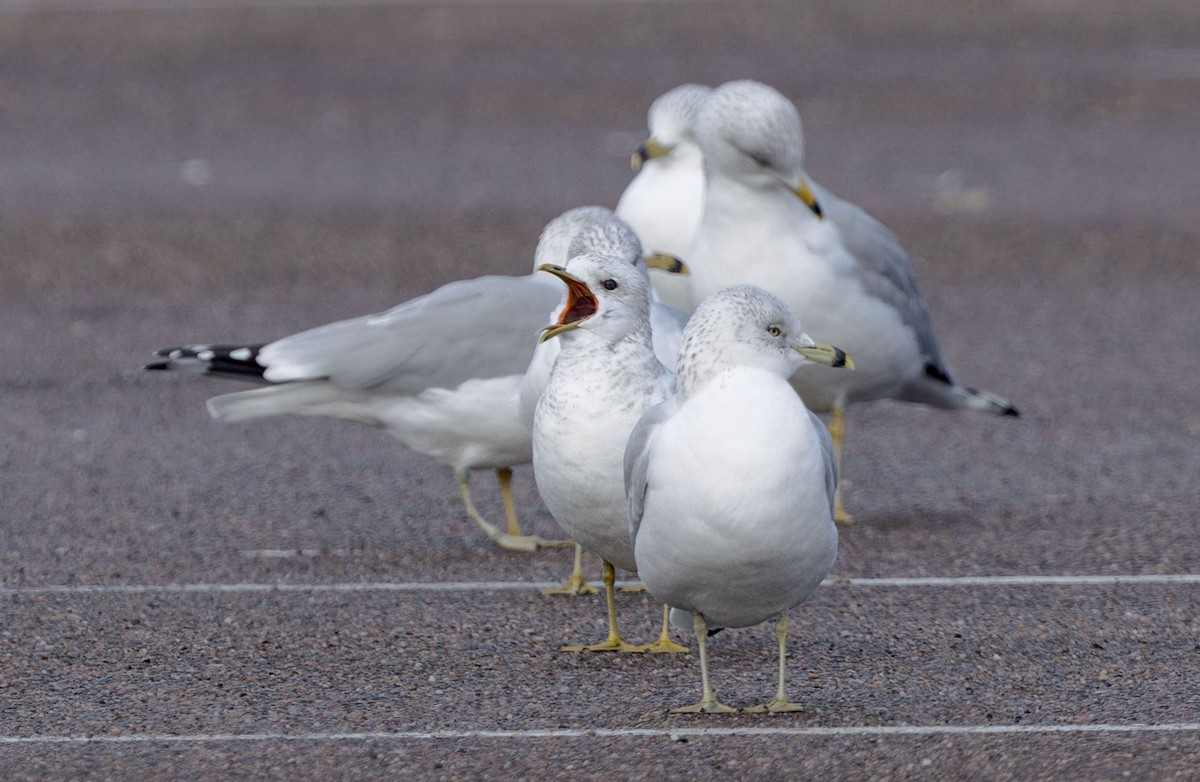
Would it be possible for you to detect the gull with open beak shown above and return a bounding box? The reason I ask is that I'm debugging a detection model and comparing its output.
[626,284,852,713]
[532,253,686,653]
[517,210,689,597]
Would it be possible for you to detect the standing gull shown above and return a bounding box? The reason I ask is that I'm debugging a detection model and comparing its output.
[144,207,612,552]
[533,252,686,653]
[685,80,1017,522]
[627,284,853,713]
[519,210,688,596]
[615,83,712,311]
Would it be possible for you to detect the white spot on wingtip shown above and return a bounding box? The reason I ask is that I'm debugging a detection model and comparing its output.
[168,349,183,360]
[197,350,215,361]
[230,347,252,361]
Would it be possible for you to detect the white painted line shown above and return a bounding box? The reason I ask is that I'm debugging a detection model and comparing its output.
[0,0,710,14]
[2,573,1198,597]
[2,723,1199,744]
[836,573,1200,588]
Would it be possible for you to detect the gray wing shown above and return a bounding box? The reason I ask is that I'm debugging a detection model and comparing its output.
[808,408,838,519]
[819,184,955,382]
[624,397,677,545]
[258,275,561,395]
[648,301,689,371]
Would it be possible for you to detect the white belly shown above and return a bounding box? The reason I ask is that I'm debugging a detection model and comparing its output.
[634,370,837,627]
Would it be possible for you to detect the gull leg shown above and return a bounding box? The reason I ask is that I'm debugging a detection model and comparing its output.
[560,560,643,653]
[672,612,737,714]
[496,467,522,537]
[541,543,599,596]
[454,468,564,552]
[829,405,855,525]
[635,603,690,654]
[496,467,572,547]
[745,614,803,713]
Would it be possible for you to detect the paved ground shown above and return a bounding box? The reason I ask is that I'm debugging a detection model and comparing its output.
[2,0,1199,779]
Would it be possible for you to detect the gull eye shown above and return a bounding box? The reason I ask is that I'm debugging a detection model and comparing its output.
[602,279,618,291]
[749,152,773,168]
[766,325,782,337]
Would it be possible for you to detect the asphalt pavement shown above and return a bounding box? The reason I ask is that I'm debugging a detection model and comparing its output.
[1,1,1199,779]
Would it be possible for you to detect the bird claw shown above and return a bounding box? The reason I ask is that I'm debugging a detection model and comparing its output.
[559,636,645,653]
[490,532,573,552]
[671,698,738,714]
[541,573,600,596]
[744,698,804,714]
[636,637,690,654]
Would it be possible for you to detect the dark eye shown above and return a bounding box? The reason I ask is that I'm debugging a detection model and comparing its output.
[602,279,618,291]
[749,152,773,168]
[767,325,782,337]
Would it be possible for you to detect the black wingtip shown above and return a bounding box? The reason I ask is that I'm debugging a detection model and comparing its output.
[144,361,170,371]
[1003,405,1020,418]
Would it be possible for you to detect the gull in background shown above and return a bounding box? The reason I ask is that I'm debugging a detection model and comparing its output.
[144,207,616,553]
[615,83,712,312]
[684,80,1018,522]
[626,284,852,712]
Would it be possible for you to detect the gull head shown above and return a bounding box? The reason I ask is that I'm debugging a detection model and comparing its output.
[695,80,823,219]
[676,284,852,392]
[534,206,616,268]
[632,83,713,171]
[567,212,688,279]
[567,213,643,266]
[537,252,654,343]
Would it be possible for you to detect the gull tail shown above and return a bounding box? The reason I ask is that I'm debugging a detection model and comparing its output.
[907,362,1019,417]
[145,344,267,381]
[959,386,1020,417]
[207,382,380,426]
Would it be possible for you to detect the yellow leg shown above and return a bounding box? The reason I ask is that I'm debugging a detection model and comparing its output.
[496,467,522,537]
[671,612,737,713]
[829,405,854,525]
[541,543,599,596]
[744,614,803,713]
[635,603,690,654]
[454,469,569,552]
[560,561,644,653]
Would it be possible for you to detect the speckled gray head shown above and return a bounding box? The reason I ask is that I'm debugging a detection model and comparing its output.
[536,252,654,343]
[696,80,804,175]
[566,213,644,267]
[632,84,711,171]
[675,284,851,394]
[695,80,823,218]
[648,83,710,146]
[534,206,615,267]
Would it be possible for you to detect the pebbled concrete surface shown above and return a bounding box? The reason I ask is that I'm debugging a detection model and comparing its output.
[1,1,1199,779]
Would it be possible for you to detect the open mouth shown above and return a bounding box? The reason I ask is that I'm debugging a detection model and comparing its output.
[557,277,597,327]
[537,264,598,341]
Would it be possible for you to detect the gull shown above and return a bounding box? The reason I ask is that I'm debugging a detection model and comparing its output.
[615,83,712,312]
[518,210,688,596]
[517,210,687,431]
[685,80,1018,522]
[533,252,687,654]
[143,207,614,553]
[626,284,853,713]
